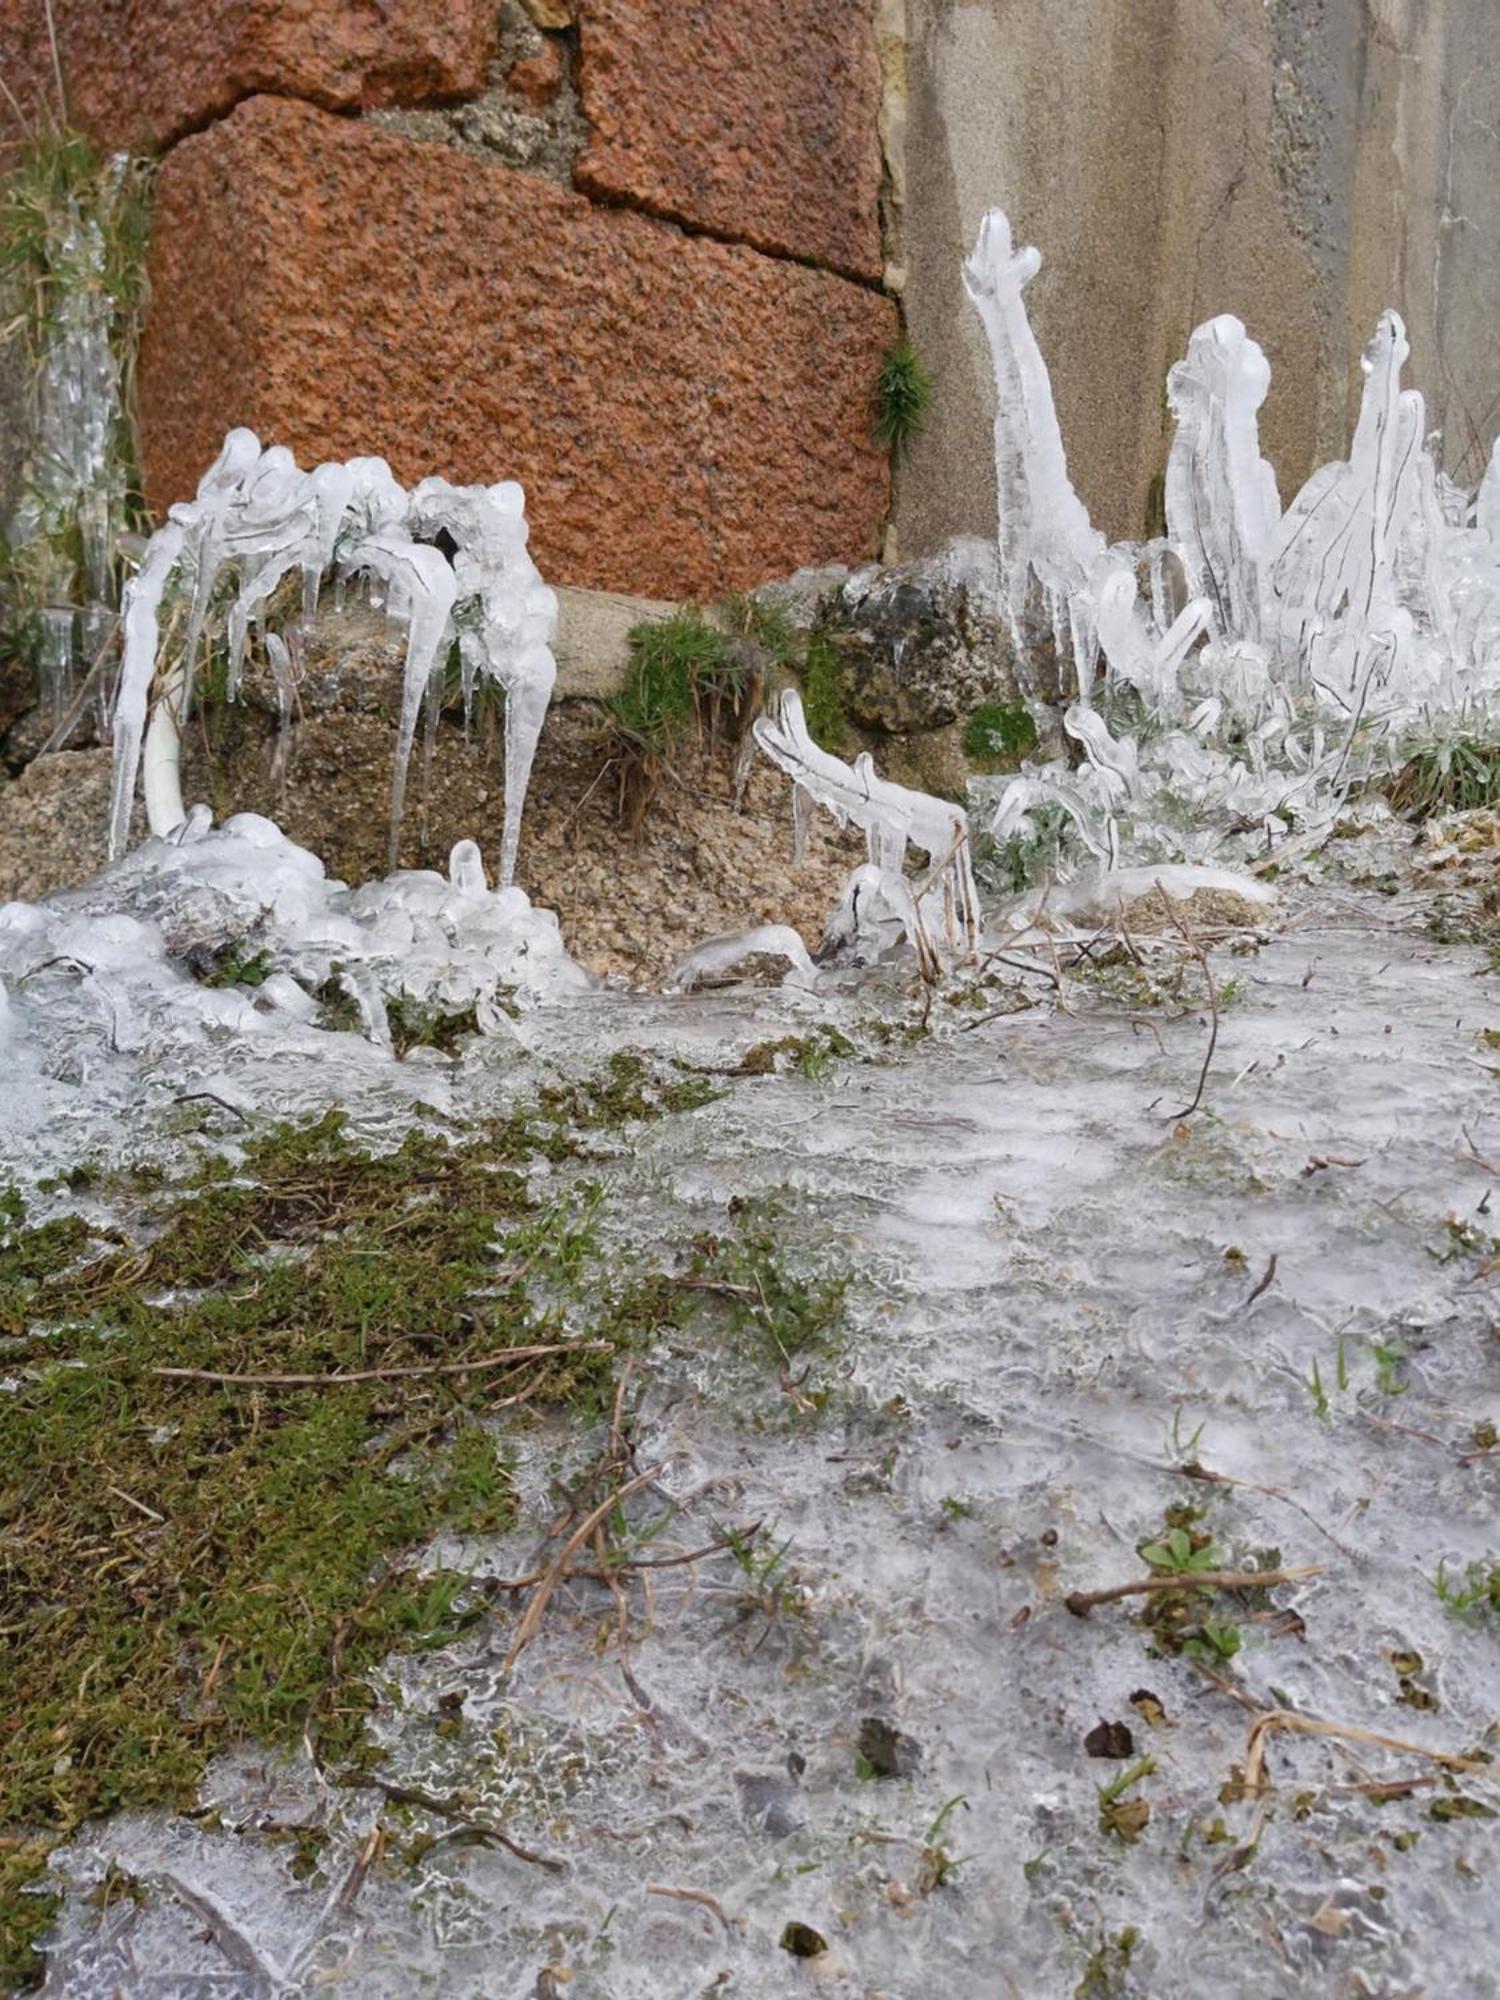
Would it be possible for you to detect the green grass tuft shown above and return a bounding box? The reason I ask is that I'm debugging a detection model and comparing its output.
[874,336,933,463]
[1387,740,1500,821]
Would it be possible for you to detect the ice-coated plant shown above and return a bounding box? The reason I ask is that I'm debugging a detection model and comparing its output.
[107,430,559,889]
[0,123,150,719]
[960,208,1500,885]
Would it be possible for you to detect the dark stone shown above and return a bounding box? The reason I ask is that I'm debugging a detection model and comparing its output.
[825,539,1018,735]
[1084,1719,1136,1760]
[856,1714,923,1778]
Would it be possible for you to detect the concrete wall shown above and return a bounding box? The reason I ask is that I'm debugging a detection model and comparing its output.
[894,0,1500,557]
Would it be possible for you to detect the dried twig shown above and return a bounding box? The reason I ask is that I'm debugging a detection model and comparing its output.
[1243,1709,1485,1793]
[481,1527,755,1595]
[1178,1461,1354,1557]
[1161,897,1218,1120]
[354,1776,566,1872]
[646,1884,741,1936]
[1243,1252,1278,1310]
[1065,1564,1321,1618]
[503,1465,661,1672]
[152,1339,607,1388]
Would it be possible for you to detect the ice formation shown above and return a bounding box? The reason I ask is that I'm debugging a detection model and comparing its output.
[753,689,980,974]
[965,208,1500,884]
[0,812,589,1173]
[108,431,559,890]
[6,158,133,723]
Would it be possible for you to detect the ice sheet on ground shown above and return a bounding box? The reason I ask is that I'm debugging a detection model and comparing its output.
[31,847,1500,1999]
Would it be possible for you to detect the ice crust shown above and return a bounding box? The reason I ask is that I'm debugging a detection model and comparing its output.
[966,210,1500,886]
[0,813,589,1179]
[108,431,559,889]
[31,862,1500,1998]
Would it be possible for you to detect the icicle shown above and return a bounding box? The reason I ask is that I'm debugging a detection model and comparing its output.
[754,690,980,963]
[106,436,558,892]
[109,522,187,858]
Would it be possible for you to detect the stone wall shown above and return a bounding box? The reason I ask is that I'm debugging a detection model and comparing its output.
[893,0,1500,556]
[1,0,896,601]
[6,0,1499,602]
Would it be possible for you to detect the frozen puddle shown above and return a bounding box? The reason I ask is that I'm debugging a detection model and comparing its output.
[34,872,1500,1999]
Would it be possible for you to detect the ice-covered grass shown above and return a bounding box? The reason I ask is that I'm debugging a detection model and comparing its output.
[4,816,1498,1997]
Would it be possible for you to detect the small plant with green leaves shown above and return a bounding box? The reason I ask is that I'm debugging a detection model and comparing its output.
[874,335,933,464]
[1139,1526,1222,1576]
[917,1794,971,1890]
[1434,1558,1500,1621]
[1181,1621,1242,1666]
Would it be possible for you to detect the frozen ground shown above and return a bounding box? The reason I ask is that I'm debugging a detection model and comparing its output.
[29,829,1500,2000]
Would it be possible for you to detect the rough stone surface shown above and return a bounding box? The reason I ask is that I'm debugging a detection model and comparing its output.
[575,0,886,284]
[895,0,1500,554]
[138,96,896,602]
[0,0,498,154]
[812,537,1017,736]
[0,709,862,986]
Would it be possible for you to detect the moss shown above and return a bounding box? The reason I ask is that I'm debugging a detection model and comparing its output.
[0,1056,844,1984]
[800,630,851,753]
[963,702,1038,774]
[537,1050,721,1129]
[874,335,933,464]
[384,993,482,1058]
[736,1029,855,1081]
[182,939,274,990]
[0,1109,618,1984]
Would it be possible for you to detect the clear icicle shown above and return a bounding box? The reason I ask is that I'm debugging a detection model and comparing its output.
[106,437,557,890]
[754,690,980,965]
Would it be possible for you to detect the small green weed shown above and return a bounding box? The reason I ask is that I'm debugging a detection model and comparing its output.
[1097,1757,1156,1842]
[874,335,933,463]
[1434,1558,1500,1620]
[1075,1927,1142,1999]
[1139,1526,1222,1576]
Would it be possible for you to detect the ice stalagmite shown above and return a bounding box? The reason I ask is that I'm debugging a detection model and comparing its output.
[961,209,1106,689]
[754,690,980,968]
[106,434,558,889]
[1165,316,1281,643]
[960,206,1500,890]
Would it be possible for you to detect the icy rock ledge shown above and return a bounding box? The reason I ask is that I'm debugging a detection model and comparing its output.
[110,430,559,890]
[0,812,590,1157]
